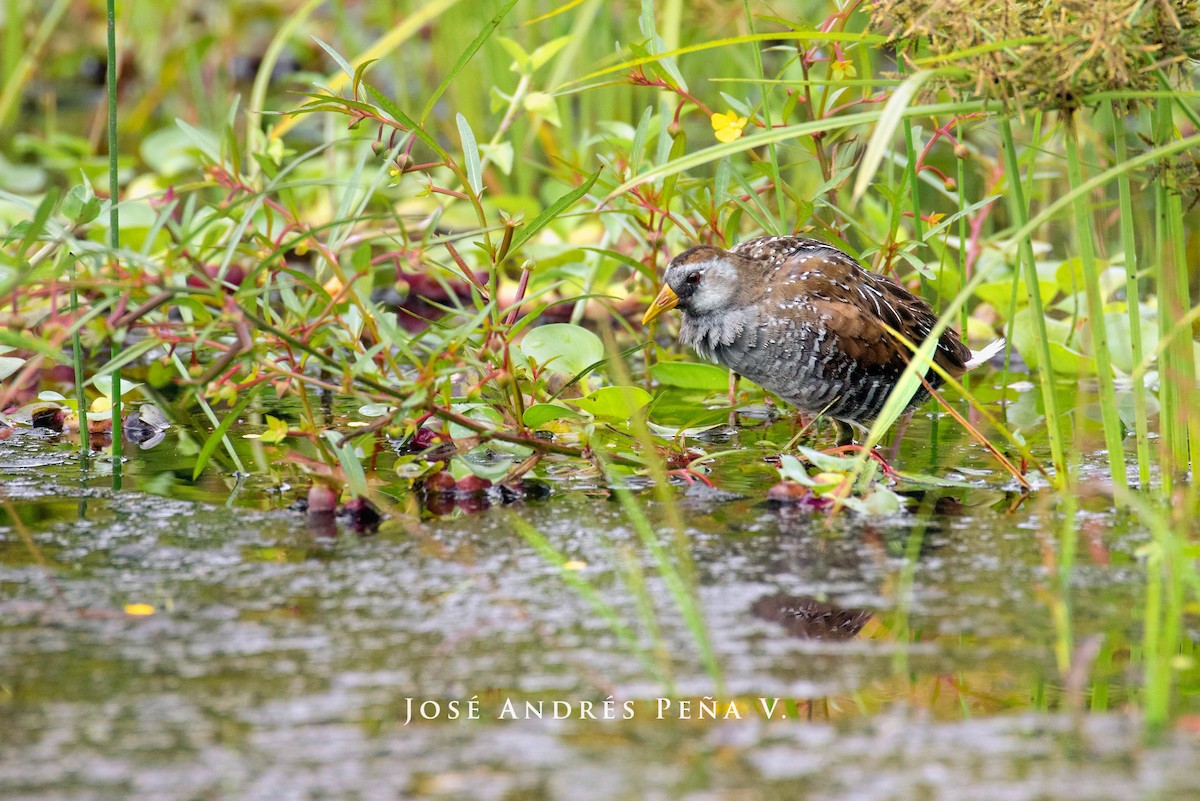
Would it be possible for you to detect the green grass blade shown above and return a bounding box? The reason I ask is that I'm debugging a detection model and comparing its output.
[509,168,602,254]
[1064,116,1125,491]
[851,69,942,207]
[456,113,483,197]
[420,0,519,124]
[191,387,257,481]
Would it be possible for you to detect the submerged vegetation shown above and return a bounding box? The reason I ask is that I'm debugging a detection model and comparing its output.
[1,0,1199,737]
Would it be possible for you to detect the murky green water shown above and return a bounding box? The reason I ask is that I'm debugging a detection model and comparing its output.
[2,405,1199,800]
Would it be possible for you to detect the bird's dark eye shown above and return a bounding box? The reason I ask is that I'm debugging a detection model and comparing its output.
[686,271,701,285]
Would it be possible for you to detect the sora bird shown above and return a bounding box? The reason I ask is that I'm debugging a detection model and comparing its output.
[641,236,1004,431]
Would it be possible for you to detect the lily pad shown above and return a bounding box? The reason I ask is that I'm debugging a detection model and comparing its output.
[571,386,652,419]
[522,403,584,428]
[649,361,730,391]
[521,323,604,377]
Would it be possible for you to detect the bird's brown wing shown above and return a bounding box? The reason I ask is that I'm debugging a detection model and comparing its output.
[770,250,970,379]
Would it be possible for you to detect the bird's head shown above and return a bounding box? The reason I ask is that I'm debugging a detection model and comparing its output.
[641,245,744,325]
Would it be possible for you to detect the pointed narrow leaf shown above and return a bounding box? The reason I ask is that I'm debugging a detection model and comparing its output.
[421,0,519,123]
[456,113,483,196]
[851,70,941,207]
[509,168,602,253]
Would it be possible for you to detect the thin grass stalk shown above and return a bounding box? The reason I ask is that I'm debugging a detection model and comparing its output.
[901,114,932,449]
[1109,101,1151,487]
[1049,440,1079,678]
[1064,115,1125,491]
[509,516,673,691]
[955,141,968,343]
[742,0,785,233]
[3,0,20,88]
[1002,112,1041,381]
[69,258,89,460]
[1119,489,1187,736]
[1090,636,1113,712]
[998,116,1067,480]
[600,327,723,692]
[889,507,928,678]
[1156,100,1185,489]
[105,0,122,478]
[1164,187,1200,508]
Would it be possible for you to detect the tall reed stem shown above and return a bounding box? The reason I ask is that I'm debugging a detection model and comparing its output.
[998,116,1067,481]
[1064,114,1125,491]
[1109,101,1151,487]
[70,258,89,460]
[106,0,122,481]
[1152,100,1194,489]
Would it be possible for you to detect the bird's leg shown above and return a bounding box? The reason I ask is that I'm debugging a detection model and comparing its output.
[667,467,715,488]
[834,419,855,447]
[884,410,915,465]
[727,370,740,427]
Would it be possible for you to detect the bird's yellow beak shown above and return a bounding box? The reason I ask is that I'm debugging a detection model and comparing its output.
[641,284,679,326]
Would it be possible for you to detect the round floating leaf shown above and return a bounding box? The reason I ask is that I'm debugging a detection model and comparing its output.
[359,403,396,418]
[646,391,734,428]
[1046,342,1098,375]
[649,361,729,390]
[521,324,604,377]
[571,386,652,419]
[1011,307,1073,370]
[90,375,144,398]
[522,403,584,428]
[447,404,504,441]
[974,277,1057,310]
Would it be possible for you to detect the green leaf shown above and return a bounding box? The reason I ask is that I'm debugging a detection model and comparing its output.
[258,415,290,444]
[325,430,369,497]
[528,35,573,71]
[1046,341,1098,375]
[420,0,518,124]
[0,356,26,382]
[62,181,100,225]
[192,388,258,481]
[90,375,143,398]
[508,168,602,254]
[140,126,204,175]
[523,91,561,127]
[364,83,449,161]
[521,323,604,376]
[649,361,729,390]
[522,403,584,428]
[447,404,504,441]
[974,276,1057,309]
[777,455,816,486]
[892,470,982,490]
[479,142,514,175]
[456,113,483,196]
[571,386,652,419]
[795,444,857,472]
[496,36,530,73]
[312,35,355,79]
[359,403,395,418]
[840,486,903,515]
[851,69,943,207]
[1011,306,1073,369]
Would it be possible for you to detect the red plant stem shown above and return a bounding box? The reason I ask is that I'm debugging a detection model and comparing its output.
[443,241,491,301]
[504,263,533,326]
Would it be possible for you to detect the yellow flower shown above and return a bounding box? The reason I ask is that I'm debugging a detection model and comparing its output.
[831,59,857,80]
[711,110,748,143]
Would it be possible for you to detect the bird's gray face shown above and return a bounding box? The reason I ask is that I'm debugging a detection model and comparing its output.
[641,246,740,325]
